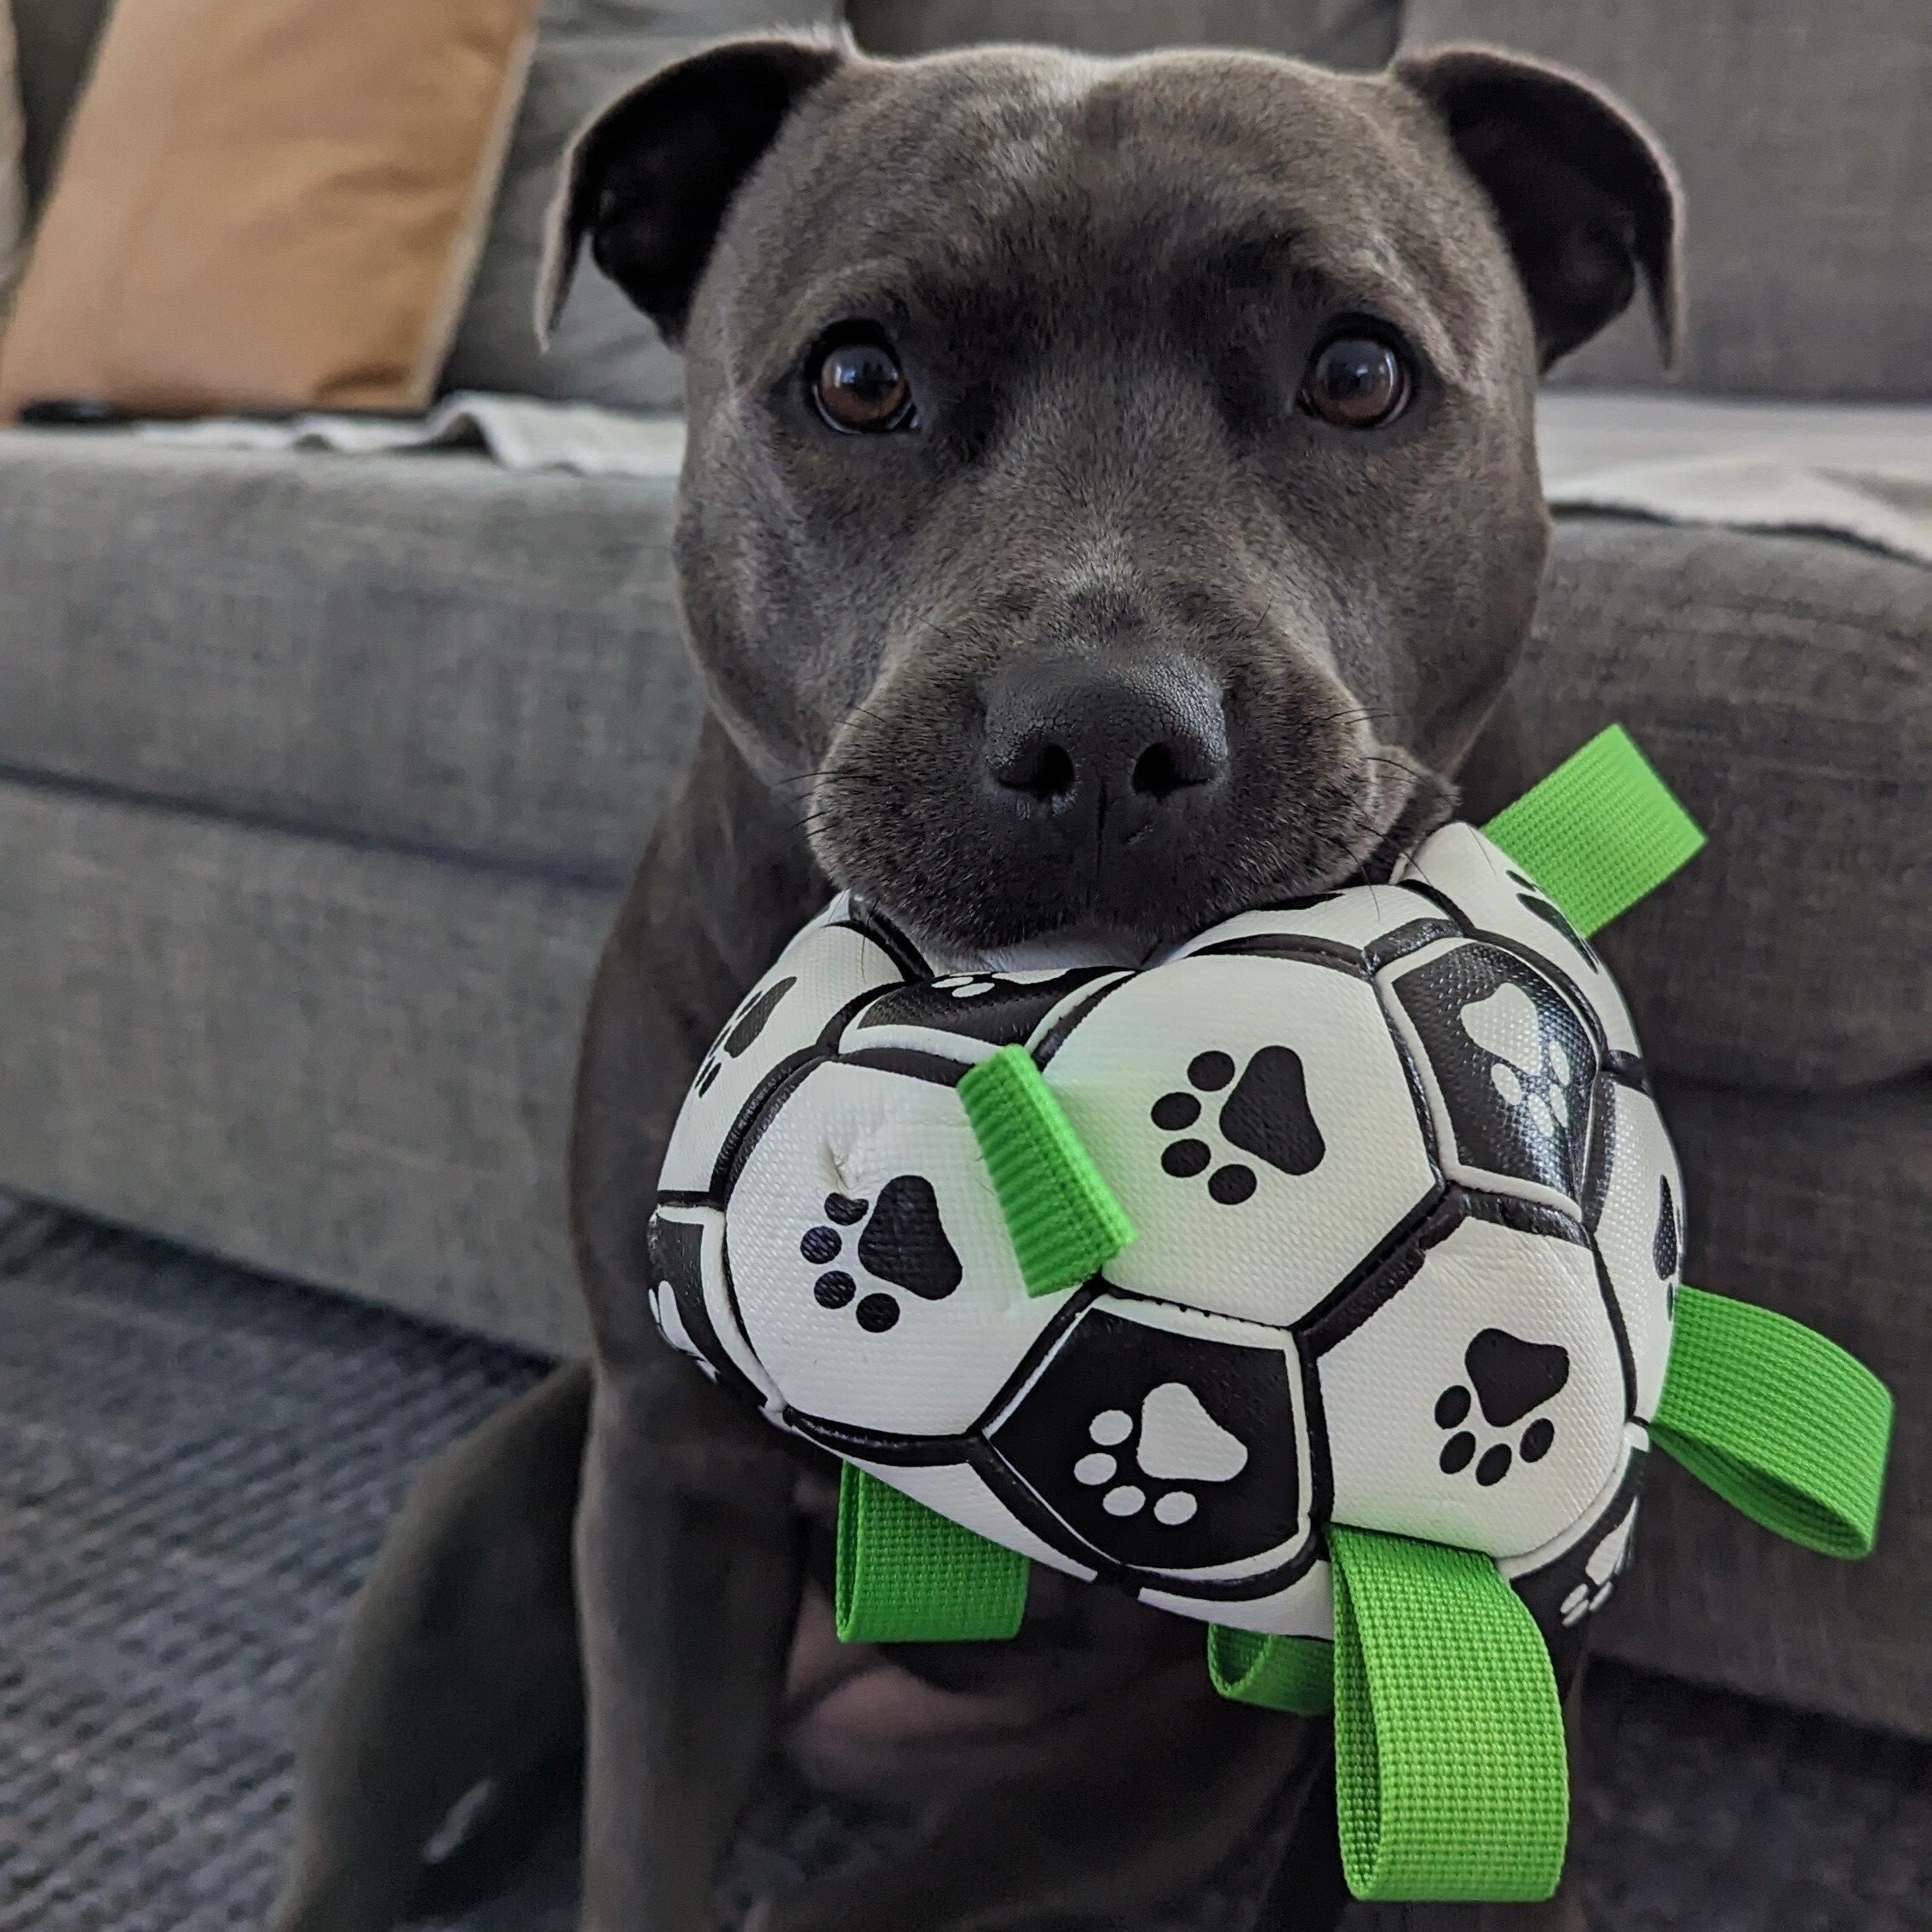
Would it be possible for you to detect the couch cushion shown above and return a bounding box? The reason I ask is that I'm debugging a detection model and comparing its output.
[846,0,1399,67]
[8,0,112,210]
[0,777,608,1356]
[1400,0,1932,401]
[444,0,842,409]
[0,0,24,321]
[1517,516,1930,1093]
[0,432,702,887]
[1596,1072,1931,1737]
[0,0,541,419]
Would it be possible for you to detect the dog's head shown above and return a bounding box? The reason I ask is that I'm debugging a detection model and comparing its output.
[546,34,1676,959]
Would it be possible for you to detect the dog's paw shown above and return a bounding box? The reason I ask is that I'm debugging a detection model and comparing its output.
[741,1898,779,1932]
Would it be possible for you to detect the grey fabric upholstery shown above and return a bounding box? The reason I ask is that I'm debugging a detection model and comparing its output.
[1400,0,1932,401]
[1596,1072,1931,1736]
[847,0,1400,66]
[442,0,841,409]
[0,778,612,1357]
[1513,519,1932,1093]
[0,433,701,886]
[7,0,111,209]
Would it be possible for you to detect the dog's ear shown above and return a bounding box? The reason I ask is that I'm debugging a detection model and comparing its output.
[539,34,847,348]
[1394,44,1681,371]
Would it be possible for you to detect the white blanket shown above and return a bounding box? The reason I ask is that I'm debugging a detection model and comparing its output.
[136,391,687,477]
[1537,392,1932,566]
[137,388,1932,567]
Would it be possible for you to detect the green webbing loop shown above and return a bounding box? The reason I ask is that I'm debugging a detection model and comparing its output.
[1328,1527,1568,1903]
[1483,724,1705,936]
[1653,1285,1892,1560]
[1207,1626,1335,1715]
[957,1043,1136,1297]
[834,1463,1030,1643]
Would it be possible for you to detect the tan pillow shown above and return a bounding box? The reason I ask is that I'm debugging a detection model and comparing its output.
[0,0,541,419]
[0,0,25,325]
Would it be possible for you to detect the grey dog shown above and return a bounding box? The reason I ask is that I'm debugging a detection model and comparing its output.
[269,29,1676,1932]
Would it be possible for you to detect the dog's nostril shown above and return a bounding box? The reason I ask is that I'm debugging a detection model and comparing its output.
[1131,742,1190,800]
[993,738,1078,802]
[1027,743,1077,802]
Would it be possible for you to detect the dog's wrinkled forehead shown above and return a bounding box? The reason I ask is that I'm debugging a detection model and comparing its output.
[699,50,1529,396]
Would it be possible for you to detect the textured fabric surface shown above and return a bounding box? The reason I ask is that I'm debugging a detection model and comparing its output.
[1595,1073,1932,1737]
[0,779,616,1358]
[0,0,543,419]
[1515,518,1932,1092]
[1329,1529,1568,1902]
[847,0,1400,66]
[835,1463,1029,1642]
[1399,0,1932,400]
[0,0,23,325]
[3,1198,1928,1932]
[443,0,842,411]
[0,434,699,885]
[6,0,111,211]
[1209,1627,1335,1714]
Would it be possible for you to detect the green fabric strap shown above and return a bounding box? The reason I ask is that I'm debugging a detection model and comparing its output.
[1207,1626,1335,1715]
[833,1046,1130,1643]
[1483,724,1706,936]
[835,1463,1030,1643]
[957,1042,1136,1297]
[1653,1285,1892,1560]
[1328,1527,1568,1903]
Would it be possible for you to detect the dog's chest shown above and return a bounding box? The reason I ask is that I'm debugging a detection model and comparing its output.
[779,1482,1200,1806]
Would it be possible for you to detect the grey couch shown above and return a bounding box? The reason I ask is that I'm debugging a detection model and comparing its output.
[1,0,1926,1740]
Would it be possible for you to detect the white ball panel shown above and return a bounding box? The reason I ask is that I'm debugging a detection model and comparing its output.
[1395,824,1640,1056]
[1589,1083,1682,1419]
[1043,957,1437,1327]
[847,1458,1095,1581]
[1497,1424,1644,1579]
[725,1061,1059,1436]
[1318,1214,1628,1560]
[1141,1560,1334,1639]
[659,900,914,1195]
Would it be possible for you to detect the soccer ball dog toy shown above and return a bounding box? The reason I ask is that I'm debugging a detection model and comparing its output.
[647,727,1892,1903]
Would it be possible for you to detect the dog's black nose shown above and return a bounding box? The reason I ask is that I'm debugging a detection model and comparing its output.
[982,657,1228,831]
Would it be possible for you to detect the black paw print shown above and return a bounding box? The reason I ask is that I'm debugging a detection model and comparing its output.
[1653,1175,1682,1312]
[1150,1047,1326,1205]
[798,1174,962,1334]
[1435,1327,1571,1486]
[697,976,796,1095]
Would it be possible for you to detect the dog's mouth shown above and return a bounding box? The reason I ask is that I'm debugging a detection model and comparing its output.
[808,718,1454,968]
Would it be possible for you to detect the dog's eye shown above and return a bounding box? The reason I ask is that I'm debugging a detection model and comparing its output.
[811,335,914,434]
[1299,335,1411,429]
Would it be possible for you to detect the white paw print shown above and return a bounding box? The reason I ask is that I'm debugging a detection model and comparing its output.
[932,969,1077,1002]
[933,975,1000,1001]
[1072,1383,1249,1527]
[1560,1506,1636,1626]
[1460,982,1575,1140]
